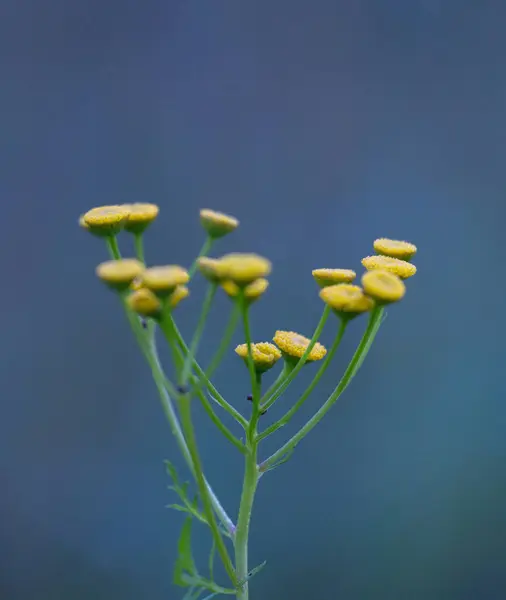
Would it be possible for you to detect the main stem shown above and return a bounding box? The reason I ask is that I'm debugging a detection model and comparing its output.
[234,445,259,600]
[235,293,261,599]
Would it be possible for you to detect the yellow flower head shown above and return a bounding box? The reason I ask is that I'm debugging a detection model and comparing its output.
[124,203,160,234]
[319,284,374,317]
[170,285,190,309]
[312,268,356,288]
[126,288,162,318]
[197,257,224,283]
[362,255,417,279]
[82,205,130,236]
[141,265,190,297]
[96,259,144,291]
[79,214,89,230]
[200,209,239,238]
[221,278,269,304]
[235,342,282,373]
[374,238,417,260]
[216,253,272,286]
[361,270,405,304]
[130,277,144,291]
[273,330,327,364]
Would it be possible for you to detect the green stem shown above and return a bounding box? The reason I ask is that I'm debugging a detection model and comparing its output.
[205,305,240,379]
[263,306,331,409]
[259,318,348,440]
[120,299,236,535]
[260,362,293,411]
[181,284,217,385]
[260,307,384,472]
[238,294,261,440]
[191,383,246,454]
[134,232,145,264]
[189,235,214,278]
[165,316,249,429]
[106,236,121,260]
[178,394,238,586]
[234,446,259,600]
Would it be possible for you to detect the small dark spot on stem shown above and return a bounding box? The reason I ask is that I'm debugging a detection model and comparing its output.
[176,384,189,394]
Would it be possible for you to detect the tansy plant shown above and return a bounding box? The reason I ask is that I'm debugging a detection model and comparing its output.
[80,204,417,600]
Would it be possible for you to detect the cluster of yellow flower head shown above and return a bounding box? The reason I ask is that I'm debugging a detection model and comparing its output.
[233,238,417,373]
[81,203,416,373]
[313,238,417,313]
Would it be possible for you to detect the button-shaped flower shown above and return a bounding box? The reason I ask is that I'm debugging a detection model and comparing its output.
[221,278,269,304]
[319,284,374,318]
[126,288,162,318]
[96,259,144,292]
[216,253,271,286]
[200,209,239,239]
[373,238,417,261]
[235,342,282,373]
[124,203,160,234]
[312,268,356,288]
[82,205,130,236]
[361,270,405,304]
[273,331,327,364]
[362,255,417,279]
[141,265,190,297]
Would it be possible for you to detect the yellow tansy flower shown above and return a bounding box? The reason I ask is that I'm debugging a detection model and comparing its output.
[217,253,272,286]
[126,288,162,318]
[373,238,417,260]
[200,209,239,238]
[362,255,417,279]
[124,203,160,234]
[141,265,190,297]
[96,259,144,291]
[312,268,356,288]
[221,278,269,304]
[361,270,405,304]
[273,331,327,363]
[197,257,224,283]
[235,342,281,373]
[170,285,190,309]
[319,284,374,316]
[82,205,130,236]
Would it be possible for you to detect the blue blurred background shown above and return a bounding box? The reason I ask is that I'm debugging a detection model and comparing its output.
[2,1,506,598]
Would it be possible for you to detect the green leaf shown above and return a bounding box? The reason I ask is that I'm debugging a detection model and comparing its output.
[261,448,294,472]
[178,517,196,574]
[174,517,198,587]
[237,560,267,587]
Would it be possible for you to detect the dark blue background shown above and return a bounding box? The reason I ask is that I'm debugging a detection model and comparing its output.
[2,1,506,598]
